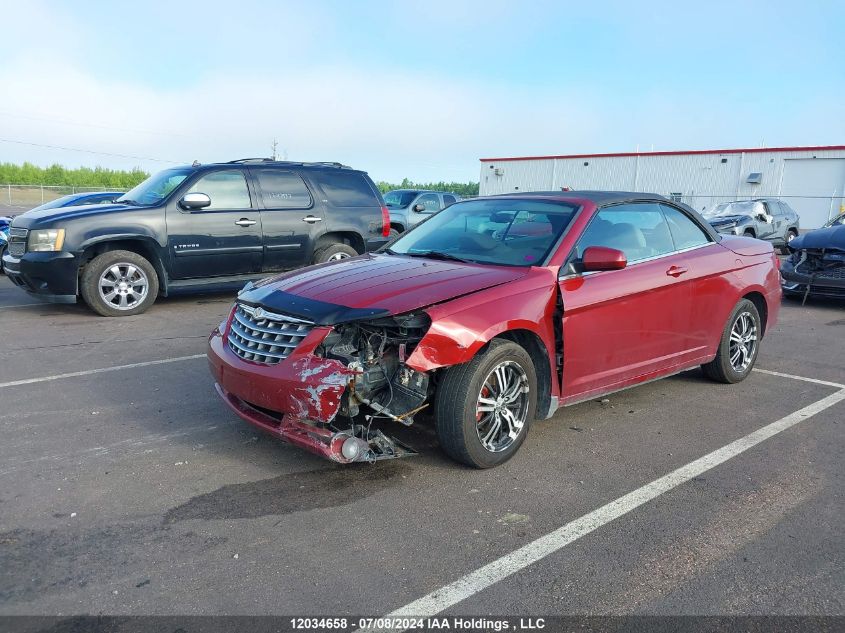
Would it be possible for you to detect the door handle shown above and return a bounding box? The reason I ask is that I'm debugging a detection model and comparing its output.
[666,265,688,277]
[234,218,256,227]
[302,216,322,224]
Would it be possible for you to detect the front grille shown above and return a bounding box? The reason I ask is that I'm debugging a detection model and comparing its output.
[227,303,313,365]
[8,228,27,257]
[796,262,845,280]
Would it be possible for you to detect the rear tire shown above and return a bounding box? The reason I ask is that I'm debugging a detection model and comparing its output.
[80,250,159,317]
[434,339,536,468]
[701,299,761,384]
[313,243,358,264]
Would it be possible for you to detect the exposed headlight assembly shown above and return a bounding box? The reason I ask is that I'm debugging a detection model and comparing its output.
[28,228,65,252]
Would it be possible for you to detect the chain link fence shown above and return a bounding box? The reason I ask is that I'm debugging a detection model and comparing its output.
[1,184,128,214]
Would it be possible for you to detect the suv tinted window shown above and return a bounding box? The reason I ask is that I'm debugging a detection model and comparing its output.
[188,171,251,210]
[575,203,675,263]
[317,172,378,207]
[443,194,457,206]
[659,204,711,250]
[416,193,441,212]
[255,170,312,209]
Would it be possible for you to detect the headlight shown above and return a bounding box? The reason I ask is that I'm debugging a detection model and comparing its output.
[28,228,65,252]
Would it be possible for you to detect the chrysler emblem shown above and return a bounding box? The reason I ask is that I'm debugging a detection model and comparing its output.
[254,307,264,319]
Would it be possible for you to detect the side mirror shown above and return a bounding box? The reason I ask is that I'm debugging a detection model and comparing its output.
[180,192,211,210]
[582,246,627,272]
[756,212,772,223]
[412,203,426,213]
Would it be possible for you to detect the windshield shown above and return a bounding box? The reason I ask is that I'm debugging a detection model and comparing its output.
[704,200,760,218]
[383,190,418,208]
[29,194,78,212]
[116,168,192,206]
[387,198,578,267]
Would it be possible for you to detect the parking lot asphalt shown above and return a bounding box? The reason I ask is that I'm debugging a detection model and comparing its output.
[0,275,842,618]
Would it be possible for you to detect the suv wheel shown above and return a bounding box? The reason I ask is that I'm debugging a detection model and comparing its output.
[313,243,358,264]
[80,250,159,317]
[434,339,537,468]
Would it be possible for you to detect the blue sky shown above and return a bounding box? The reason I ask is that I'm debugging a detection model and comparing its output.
[1,0,843,182]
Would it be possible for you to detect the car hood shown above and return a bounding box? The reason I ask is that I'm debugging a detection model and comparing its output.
[11,203,145,228]
[788,225,845,252]
[239,253,530,325]
[707,214,748,225]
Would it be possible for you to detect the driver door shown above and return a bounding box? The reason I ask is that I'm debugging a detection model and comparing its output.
[407,193,442,228]
[166,170,263,279]
[756,201,777,241]
[559,203,692,402]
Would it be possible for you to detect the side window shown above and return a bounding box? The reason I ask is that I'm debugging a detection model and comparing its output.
[187,171,251,210]
[443,194,457,206]
[416,193,441,212]
[659,204,711,250]
[778,201,792,217]
[575,203,675,263]
[318,172,379,207]
[766,201,782,217]
[255,170,312,209]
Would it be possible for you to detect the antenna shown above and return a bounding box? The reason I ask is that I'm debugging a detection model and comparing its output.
[271,138,278,161]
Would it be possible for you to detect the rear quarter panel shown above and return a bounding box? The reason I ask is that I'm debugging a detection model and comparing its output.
[690,238,780,355]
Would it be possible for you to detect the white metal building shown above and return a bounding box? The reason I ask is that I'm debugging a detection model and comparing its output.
[479,145,845,229]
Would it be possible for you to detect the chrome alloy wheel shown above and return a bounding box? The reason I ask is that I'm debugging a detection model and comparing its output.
[327,251,351,261]
[475,360,530,453]
[98,263,149,311]
[729,311,757,373]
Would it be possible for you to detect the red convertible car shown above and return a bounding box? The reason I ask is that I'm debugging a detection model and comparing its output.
[208,192,781,468]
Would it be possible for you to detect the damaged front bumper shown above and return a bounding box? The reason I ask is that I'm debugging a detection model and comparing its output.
[207,324,416,463]
[780,257,845,299]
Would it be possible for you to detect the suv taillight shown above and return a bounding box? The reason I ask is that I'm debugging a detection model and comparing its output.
[381,206,391,237]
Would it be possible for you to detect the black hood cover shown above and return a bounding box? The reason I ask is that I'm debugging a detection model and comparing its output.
[788,225,845,251]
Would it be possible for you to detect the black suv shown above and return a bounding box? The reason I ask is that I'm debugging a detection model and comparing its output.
[3,159,392,316]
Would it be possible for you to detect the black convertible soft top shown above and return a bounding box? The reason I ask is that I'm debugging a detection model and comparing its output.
[488,190,719,241]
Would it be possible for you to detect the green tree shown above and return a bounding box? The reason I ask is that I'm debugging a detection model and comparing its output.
[0,162,150,188]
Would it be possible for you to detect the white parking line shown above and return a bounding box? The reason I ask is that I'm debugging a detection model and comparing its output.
[752,367,845,389]
[369,386,845,627]
[0,354,206,388]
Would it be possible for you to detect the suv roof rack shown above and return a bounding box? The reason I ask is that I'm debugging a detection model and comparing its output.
[226,158,353,169]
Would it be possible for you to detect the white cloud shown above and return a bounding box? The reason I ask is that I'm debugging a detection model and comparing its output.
[0,54,603,182]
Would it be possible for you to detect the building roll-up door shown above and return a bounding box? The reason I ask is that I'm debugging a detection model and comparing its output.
[780,158,845,229]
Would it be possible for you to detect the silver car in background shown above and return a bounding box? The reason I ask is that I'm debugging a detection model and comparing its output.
[703,198,800,253]
[383,189,461,233]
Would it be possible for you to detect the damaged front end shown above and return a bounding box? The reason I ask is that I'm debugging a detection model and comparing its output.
[781,245,845,301]
[208,306,433,464]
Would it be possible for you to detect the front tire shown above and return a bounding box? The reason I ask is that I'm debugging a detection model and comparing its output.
[701,299,761,383]
[435,339,537,468]
[80,250,159,317]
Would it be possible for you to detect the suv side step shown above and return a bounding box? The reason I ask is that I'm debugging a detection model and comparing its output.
[164,273,267,296]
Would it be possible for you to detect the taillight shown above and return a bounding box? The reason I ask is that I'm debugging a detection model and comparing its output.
[381,206,391,237]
